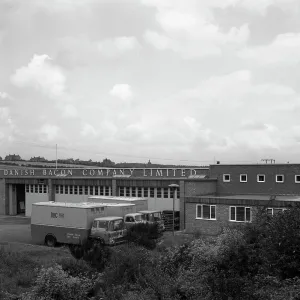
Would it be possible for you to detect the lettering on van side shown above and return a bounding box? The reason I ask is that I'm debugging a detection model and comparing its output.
[51,212,65,218]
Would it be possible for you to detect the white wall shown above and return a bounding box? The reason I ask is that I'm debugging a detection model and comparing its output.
[25,193,49,217]
[55,194,89,203]
[147,198,180,211]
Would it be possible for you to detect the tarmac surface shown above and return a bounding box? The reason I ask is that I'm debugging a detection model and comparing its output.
[0,216,32,244]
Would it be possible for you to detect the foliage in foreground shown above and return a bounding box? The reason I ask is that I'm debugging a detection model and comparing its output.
[3,205,300,299]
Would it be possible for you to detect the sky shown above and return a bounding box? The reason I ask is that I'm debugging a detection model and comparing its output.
[1,0,300,165]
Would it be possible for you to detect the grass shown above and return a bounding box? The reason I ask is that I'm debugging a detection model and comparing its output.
[0,243,73,298]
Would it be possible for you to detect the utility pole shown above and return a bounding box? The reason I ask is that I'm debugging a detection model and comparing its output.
[56,144,58,169]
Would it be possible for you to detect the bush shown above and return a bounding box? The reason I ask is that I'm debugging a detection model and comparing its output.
[19,264,95,300]
[126,223,160,249]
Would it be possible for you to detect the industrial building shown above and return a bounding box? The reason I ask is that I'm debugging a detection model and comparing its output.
[2,163,300,234]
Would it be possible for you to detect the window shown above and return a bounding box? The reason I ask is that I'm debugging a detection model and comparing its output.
[89,186,93,195]
[138,187,142,197]
[94,187,98,195]
[30,185,34,193]
[84,186,88,195]
[55,185,59,194]
[163,188,169,198]
[65,185,69,194]
[266,208,286,216]
[79,186,83,195]
[144,188,149,197]
[26,185,29,193]
[257,174,265,183]
[60,185,63,194]
[69,186,73,195]
[196,205,216,220]
[119,187,125,196]
[230,206,251,222]
[295,175,300,183]
[240,174,247,182]
[43,185,47,193]
[223,174,230,182]
[125,187,130,197]
[156,188,162,198]
[150,187,155,198]
[275,174,284,183]
[105,186,110,196]
[74,186,78,195]
[100,186,104,196]
[132,187,136,197]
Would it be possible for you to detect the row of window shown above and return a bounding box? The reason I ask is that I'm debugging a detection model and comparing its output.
[26,185,48,194]
[55,185,111,196]
[118,187,180,199]
[223,174,300,183]
[196,204,285,222]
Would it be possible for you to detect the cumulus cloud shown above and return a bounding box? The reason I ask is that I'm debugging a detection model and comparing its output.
[39,124,60,141]
[10,54,66,98]
[97,36,141,58]
[109,84,133,101]
[81,123,97,137]
[238,33,300,65]
[142,0,250,58]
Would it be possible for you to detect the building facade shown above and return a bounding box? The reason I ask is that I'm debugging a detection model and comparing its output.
[0,167,210,230]
[184,164,300,235]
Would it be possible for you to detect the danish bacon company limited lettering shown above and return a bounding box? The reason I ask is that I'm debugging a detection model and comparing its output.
[2,168,201,177]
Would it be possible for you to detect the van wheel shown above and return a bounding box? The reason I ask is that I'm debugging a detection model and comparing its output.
[45,235,57,247]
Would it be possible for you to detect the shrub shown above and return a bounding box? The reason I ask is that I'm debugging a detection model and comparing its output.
[126,223,160,249]
[19,264,95,300]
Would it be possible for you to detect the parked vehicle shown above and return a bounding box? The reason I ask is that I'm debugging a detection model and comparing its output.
[31,202,128,247]
[138,210,165,232]
[90,216,127,246]
[124,213,144,228]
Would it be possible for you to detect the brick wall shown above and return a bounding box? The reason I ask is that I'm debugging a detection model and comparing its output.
[185,180,217,196]
[210,164,300,195]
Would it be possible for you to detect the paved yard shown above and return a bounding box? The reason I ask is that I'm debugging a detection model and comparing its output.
[0,216,32,244]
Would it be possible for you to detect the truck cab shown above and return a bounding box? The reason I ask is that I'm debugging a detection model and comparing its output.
[124,213,144,228]
[90,216,127,246]
[138,210,165,232]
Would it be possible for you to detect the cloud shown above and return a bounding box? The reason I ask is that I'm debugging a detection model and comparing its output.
[240,120,270,131]
[60,104,78,118]
[10,54,66,98]
[142,0,250,59]
[39,124,60,141]
[81,123,97,137]
[238,33,300,65]
[109,84,133,101]
[97,36,141,58]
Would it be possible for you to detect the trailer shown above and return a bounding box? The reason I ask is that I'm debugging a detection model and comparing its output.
[31,201,129,247]
[88,196,148,212]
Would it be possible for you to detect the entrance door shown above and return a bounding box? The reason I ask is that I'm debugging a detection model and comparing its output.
[16,184,26,214]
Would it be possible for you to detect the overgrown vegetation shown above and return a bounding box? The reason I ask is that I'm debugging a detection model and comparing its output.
[2,206,300,299]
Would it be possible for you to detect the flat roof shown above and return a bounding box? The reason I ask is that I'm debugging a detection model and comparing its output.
[88,196,147,201]
[32,202,107,208]
[199,194,300,202]
[139,210,161,214]
[94,202,135,207]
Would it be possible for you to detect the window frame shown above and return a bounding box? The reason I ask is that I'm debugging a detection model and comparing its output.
[275,174,284,183]
[195,204,217,220]
[223,174,231,182]
[257,174,265,183]
[295,175,300,183]
[266,207,286,216]
[240,174,247,183]
[229,206,252,223]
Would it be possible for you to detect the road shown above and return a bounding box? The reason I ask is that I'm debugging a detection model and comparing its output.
[0,216,32,244]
